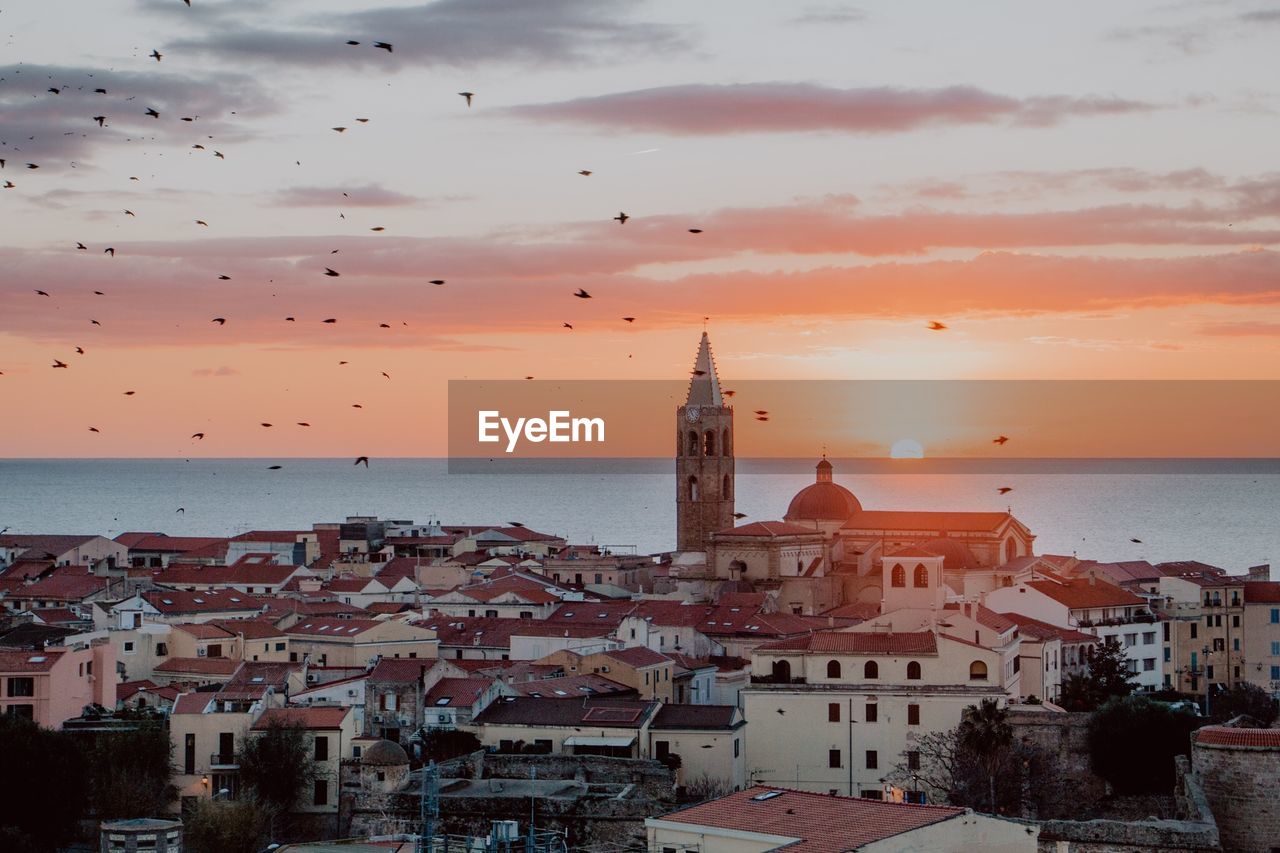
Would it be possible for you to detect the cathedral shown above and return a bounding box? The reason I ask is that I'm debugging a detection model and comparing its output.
[674,333,1038,616]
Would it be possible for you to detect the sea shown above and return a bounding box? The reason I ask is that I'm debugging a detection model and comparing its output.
[0,458,1277,575]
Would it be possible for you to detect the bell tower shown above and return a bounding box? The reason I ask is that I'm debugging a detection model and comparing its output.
[676,332,735,552]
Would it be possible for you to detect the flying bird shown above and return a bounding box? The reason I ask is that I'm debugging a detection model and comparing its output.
[218,275,231,280]
[211,318,226,325]
[1130,538,1143,544]
[35,290,50,296]
[145,108,159,118]
[379,323,390,328]
[997,487,1013,495]
[351,404,363,409]
[692,369,707,376]
[322,318,337,324]
[150,49,163,61]
[52,360,69,368]
[268,465,282,470]
[688,228,703,234]
[94,291,104,295]
[381,372,390,379]
[578,170,592,176]
[574,288,591,299]
[332,127,347,133]
[75,347,85,354]
[753,410,768,415]
[613,212,629,224]
[260,423,273,427]
[927,321,947,331]
[354,456,369,467]
[91,320,101,326]
[296,422,310,427]
[124,209,135,216]
[429,279,445,285]
[89,427,100,433]
[370,226,385,232]
[324,268,340,277]
[508,521,525,528]
[993,435,1010,445]
[562,323,573,330]
[176,507,185,514]
[346,40,360,45]
[733,512,748,519]
[76,242,87,250]
[2,182,13,189]
[191,433,204,440]
[622,317,635,323]
[458,92,474,106]
[285,317,295,322]
[104,248,115,256]
[374,41,393,52]
[93,116,106,127]
[123,391,136,396]
[94,88,107,94]
[195,219,208,226]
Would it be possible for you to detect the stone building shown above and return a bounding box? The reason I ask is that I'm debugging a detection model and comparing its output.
[676,333,735,553]
[1191,724,1280,853]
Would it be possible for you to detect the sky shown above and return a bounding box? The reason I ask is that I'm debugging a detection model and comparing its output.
[2,0,1279,457]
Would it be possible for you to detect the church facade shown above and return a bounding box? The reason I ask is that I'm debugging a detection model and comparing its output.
[674,333,1037,616]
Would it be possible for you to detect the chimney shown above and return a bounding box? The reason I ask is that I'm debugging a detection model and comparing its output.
[828,616,834,627]
[1088,571,1096,587]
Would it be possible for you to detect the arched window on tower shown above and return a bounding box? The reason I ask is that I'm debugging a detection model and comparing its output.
[913,563,929,588]
[704,430,716,456]
[687,476,699,501]
[891,564,906,588]
[969,661,988,681]
[826,660,841,679]
[1005,538,1017,563]
[687,431,699,457]
[863,660,878,679]
[906,661,922,680]
[771,659,791,682]
[722,474,732,500]
[722,428,731,457]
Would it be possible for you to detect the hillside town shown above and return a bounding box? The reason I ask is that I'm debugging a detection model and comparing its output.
[2,336,1278,853]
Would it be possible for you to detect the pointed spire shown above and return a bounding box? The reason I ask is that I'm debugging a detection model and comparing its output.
[685,332,723,406]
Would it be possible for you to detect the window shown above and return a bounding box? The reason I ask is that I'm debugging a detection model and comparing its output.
[969,661,988,681]
[865,702,877,722]
[828,749,841,768]
[353,745,362,759]
[1233,638,1240,651]
[828,702,840,722]
[6,677,34,698]
[313,780,328,806]
[1272,666,1280,680]
[1272,608,1279,624]
[891,565,905,587]
[863,661,878,679]
[1164,648,1171,662]
[1191,623,1198,639]
[865,750,878,769]
[771,660,791,682]
[1232,615,1240,628]
[156,642,168,656]
[218,732,234,763]
[826,660,841,679]
[1124,634,1137,647]
[123,641,135,655]
[655,740,670,760]
[1271,641,1280,656]
[913,563,928,588]
[1163,623,1170,642]
[1143,659,1155,671]
[5,705,34,720]
[1206,665,1215,680]
[906,661,921,680]
[907,750,920,771]
[315,736,329,761]
[208,644,223,658]
[184,734,195,775]
[908,704,920,725]
[734,738,740,758]
[1142,632,1155,645]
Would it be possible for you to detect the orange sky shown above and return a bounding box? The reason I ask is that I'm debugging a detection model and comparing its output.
[2,1,1280,457]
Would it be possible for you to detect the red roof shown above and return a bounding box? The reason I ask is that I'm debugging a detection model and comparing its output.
[1244,582,1280,604]
[1194,727,1280,748]
[145,589,268,613]
[172,622,236,640]
[715,521,821,537]
[368,658,429,683]
[287,619,384,636]
[842,510,1012,532]
[603,646,670,668]
[253,706,351,730]
[124,534,229,554]
[172,693,215,714]
[0,649,65,672]
[1026,578,1145,610]
[17,569,111,602]
[154,656,240,675]
[211,619,285,639]
[658,786,964,852]
[758,631,937,655]
[424,677,494,707]
[997,611,1097,644]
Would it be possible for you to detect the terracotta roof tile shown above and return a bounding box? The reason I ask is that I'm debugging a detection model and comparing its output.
[253,705,351,730]
[1194,726,1280,748]
[1026,578,1145,610]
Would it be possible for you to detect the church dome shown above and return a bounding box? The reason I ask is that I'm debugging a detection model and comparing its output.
[361,739,409,767]
[784,458,861,522]
[920,537,978,571]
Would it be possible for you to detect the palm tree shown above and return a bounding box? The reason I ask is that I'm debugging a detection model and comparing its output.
[958,699,1012,813]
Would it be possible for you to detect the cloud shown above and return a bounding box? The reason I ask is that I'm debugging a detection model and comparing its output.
[506,82,1155,135]
[0,64,275,166]
[174,0,689,70]
[269,185,424,208]
[1198,321,1280,336]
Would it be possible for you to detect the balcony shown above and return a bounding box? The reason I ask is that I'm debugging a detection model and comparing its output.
[209,753,239,769]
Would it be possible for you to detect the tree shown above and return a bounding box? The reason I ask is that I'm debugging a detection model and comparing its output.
[682,774,734,803]
[0,716,88,852]
[957,699,1013,813]
[1087,695,1200,794]
[1209,683,1279,726]
[1060,640,1137,711]
[236,718,316,814]
[89,723,177,820]
[184,799,273,853]
[885,723,1026,813]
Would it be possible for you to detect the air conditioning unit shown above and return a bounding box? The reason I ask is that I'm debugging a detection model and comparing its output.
[347,689,357,698]
[373,714,384,723]
[196,648,207,657]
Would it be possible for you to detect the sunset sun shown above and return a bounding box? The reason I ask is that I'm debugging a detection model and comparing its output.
[889,438,925,459]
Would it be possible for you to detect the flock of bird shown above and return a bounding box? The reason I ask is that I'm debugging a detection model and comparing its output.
[7,1,1081,541]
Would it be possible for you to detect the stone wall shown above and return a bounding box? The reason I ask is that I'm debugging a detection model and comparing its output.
[1192,735,1280,853]
[1008,708,1109,819]
[1034,757,1220,853]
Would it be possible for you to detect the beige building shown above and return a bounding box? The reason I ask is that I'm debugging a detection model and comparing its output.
[285,618,437,667]
[744,629,1009,798]
[1242,581,1280,697]
[251,705,359,815]
[1159,574,1247,697]
[541,646,677,703]
[647,786,1036,853]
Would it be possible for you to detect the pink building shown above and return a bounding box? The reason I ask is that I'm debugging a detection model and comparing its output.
[0,640,117,728]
